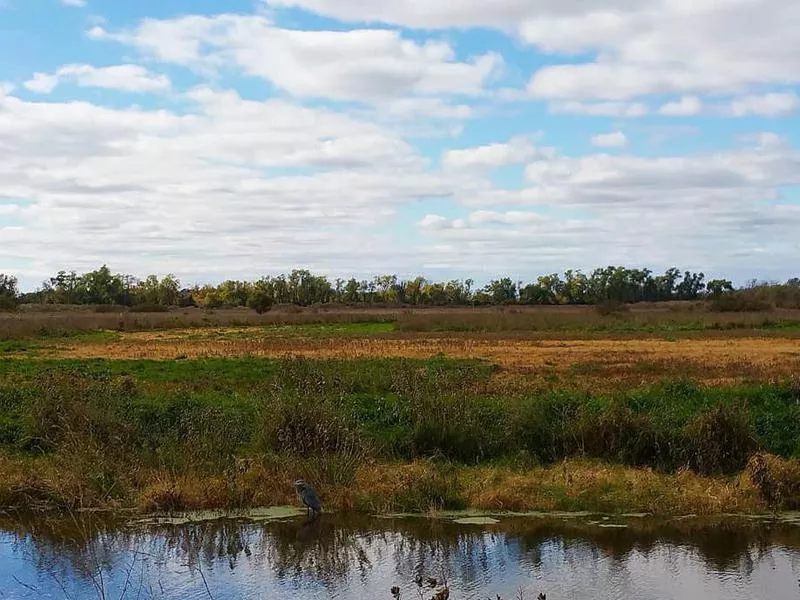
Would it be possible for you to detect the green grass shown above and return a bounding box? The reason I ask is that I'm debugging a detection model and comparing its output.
[1,354,800,512]
[1,357,798,473]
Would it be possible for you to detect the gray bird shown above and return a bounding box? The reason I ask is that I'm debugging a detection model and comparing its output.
[294,479,322,516]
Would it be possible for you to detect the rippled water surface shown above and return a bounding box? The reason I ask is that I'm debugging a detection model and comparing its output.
[2,511,800,599]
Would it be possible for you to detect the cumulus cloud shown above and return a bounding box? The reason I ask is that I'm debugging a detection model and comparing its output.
[269,0,800,104]
[0,87,488,281]
[658,96,703,117]
[60,0,87,6]
[24,64,170,94]
[550,101,648,117]
[590,131,627,148]
[416,142,800,278]
[524,2,800,100]
[4,3,800,284]
[726,92,799,117]
[89,15,502,102]
[442,136,541,170]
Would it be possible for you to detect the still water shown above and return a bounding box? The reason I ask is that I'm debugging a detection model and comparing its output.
[2,510,800,599]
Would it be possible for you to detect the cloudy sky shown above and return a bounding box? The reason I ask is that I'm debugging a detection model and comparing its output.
[1,0,799,289]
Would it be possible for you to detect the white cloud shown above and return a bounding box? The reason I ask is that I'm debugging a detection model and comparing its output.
[60,0,87,6]
[380,98,474,120]
[269,0,800,103]
[417,143,800,279]
[590,131,627,148]
[523,1,800,100]
[24,73,59,94]
[550,101,648,117]
[726,92,799,117]
[266,0,537,29]
[24,64,170,94]
[443,136,540,170]
[0,88,487,281]
[658,96,703,117]
[4,3,800,284]
[90,15,502,103]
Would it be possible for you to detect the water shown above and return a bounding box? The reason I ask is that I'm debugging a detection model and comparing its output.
[2,511,800,599]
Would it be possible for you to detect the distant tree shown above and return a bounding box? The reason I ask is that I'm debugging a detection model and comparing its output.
[483,278,517,305]
[343,278,360,304]
[246,288,274,314]
[706,279,734,298]
[0,273,19,310]
[675,271,706,300]
[80,265,125,305]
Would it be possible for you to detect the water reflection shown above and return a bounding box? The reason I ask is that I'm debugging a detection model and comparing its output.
[2,512,800,599]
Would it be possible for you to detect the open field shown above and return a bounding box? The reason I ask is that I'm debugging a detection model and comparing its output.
[1,305,800,515]
[4,322,800,390]
[4,302,800,339]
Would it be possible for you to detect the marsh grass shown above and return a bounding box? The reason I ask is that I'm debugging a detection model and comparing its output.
[4,304,800,340]
[1,356,800,512]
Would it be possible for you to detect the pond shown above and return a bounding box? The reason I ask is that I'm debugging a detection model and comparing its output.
[2,509,800,599]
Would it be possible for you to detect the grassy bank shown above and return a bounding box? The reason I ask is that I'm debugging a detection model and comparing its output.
[1,357,799,514]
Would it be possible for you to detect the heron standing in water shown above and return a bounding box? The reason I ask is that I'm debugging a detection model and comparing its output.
[294,479,322,517]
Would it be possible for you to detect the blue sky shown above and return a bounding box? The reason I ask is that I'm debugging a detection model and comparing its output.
[1,0,799,289]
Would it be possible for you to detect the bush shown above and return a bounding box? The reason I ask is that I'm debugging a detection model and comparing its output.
[386,461,467,512]
[130,303,170,313]
[708,292,772,312]
[246,290,274,314]
[22,370,137,455]
[684,404,757,475]
[579,403,663,467]
[511,394,582,463]
[410,394,508,463]
[594,300,630,316]
[747,452,800,508]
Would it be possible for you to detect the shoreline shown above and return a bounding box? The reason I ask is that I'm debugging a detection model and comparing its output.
[0,456,789,518]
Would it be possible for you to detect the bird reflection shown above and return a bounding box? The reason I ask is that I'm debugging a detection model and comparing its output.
[296,514,323,544]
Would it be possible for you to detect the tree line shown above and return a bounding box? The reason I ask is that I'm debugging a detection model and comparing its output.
[2,265,792,312]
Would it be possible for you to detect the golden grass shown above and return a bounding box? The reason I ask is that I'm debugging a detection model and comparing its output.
[32,329,800,389]
[0,453,768,516]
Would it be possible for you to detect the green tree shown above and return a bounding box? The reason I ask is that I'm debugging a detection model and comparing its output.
[0,273,19,310]
[81,265,125,304]
[246,288,274,314]
[706,279,734,297]
[483,278,517,305]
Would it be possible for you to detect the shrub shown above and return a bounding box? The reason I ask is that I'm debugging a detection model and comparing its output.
[747,452,800,508]
[578,403,663,467]
[130,303,170,313]
[385,461,467,512]
[22,370,137,455]
[594,300,630,316]
[410,394,508,463]
[246,290,274,314]
[684,404,757,475]
[708,292,772,312]
[511,394,582,463]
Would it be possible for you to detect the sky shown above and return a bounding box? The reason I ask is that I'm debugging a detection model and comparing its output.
[1,0,799,289]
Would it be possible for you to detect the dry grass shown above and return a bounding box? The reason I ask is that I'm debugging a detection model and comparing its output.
[0,454,767,516]
[4,302,800,339]
[0,305,400,338]
[28,329,800,390]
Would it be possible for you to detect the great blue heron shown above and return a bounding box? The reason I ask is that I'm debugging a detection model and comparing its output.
[294,479,322,516]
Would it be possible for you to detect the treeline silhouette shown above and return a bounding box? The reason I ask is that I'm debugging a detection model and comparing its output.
[1,266,799,311]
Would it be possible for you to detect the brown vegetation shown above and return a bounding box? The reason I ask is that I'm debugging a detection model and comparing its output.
[0,454,767,516]
[4,302,800,339]
[20,328,798,390]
